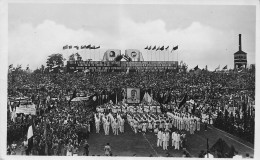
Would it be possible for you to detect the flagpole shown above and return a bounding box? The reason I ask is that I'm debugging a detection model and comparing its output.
[168,50,170,61]
[163,50,165,61]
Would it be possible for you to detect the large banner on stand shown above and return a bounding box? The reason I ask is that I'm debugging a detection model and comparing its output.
[126,88,140,104]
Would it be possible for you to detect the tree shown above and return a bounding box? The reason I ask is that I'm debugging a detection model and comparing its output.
[46,53,65,68]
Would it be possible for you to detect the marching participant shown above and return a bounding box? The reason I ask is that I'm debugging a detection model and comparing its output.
[175,131,180,150]
[157,129,162,147]
[148,118,153,132]
[162,131,167,150]
[166,130,170,148]
[134,118,138,134]
[142,121,147,133]
[105,118,110,135]
[95,113,100,133]
[172,131,176,148]
[120,117,125,133]
[196,116,200,131]
[114,119,119,135]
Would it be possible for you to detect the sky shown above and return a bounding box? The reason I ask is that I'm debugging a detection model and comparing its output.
[8,2,256,70]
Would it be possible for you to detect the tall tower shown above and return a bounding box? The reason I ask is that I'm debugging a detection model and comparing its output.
[234,34,247,69]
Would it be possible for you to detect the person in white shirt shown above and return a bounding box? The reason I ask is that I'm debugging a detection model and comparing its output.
[120,118,125,133]
[172,131,176,148]
[197,117,200,131]
[157,130,162,147]
[115,119,119,135]
[95,114,100,133]
[166,131,170,149]
[175,132,180,150]
[162,131,167,150]
[105,119,110,135]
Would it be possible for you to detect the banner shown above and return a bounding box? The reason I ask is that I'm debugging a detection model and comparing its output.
[103,49,121,61]
[125,49,144,61]
[16,104,36,115]
[126,88,140,104]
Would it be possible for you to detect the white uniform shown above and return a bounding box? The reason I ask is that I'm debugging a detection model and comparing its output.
[172,132,176,147]
[175,133,180,150]
[157,131,162,147]
[162,133,167,150]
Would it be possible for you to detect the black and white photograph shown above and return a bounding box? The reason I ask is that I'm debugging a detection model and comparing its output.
[1,0,259,158]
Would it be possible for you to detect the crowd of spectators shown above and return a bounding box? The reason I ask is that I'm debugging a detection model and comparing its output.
[7,68,255,155]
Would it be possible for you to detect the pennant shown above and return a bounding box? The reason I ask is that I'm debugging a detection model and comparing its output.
[144,46,148,49]
[74,46,79,50]
[223,65,227,70]
[95,46,100,49]
[9,64,13,69]
[194,65,199,71]
[81,45,85,49]
[171,45,178,52]
[90,45,96,49]
[148,46,152,50]
[165,46,169,50]
[63,45,68,50]
[160,46,164,51]
[156,46,161,51]
[215,65,220,71]
[69,45,72,49]
[86,44,91,49]
[152,46,156,50]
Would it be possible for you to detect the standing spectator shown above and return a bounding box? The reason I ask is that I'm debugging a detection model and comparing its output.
[104,143,111,156]
[83,140,89,156]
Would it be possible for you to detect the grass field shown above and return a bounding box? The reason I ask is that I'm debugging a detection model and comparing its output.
[87,122,254,157]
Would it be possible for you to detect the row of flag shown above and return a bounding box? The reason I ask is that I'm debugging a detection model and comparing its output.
[144,45,178,52]
[63,45,100,50]
[193,65,228,71]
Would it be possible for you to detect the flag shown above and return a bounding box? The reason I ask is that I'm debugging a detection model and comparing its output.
[9,64,13,69]
[27,125,34,153]
[126,67,130,74]
[69,45,72,49]
[165,46,169,50]
[95,46,100,49]
[223,65,227,70]
[86,44,91,49]
[27,125,33,140]
[178,94,187,109]
[156,46,161,51]
[194,65,199,71]
[215,65,220,71]
[144,46,148,49]
[148,46,152,50]
[171,45,178,52]
[125,49,144,61]
[160,46,164,51]
[152,46,156,50]
[63,45,68,50]
[74,46,79,50]
[103,49,121,61]
[26,64,29,70]
[69,89,77,104]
